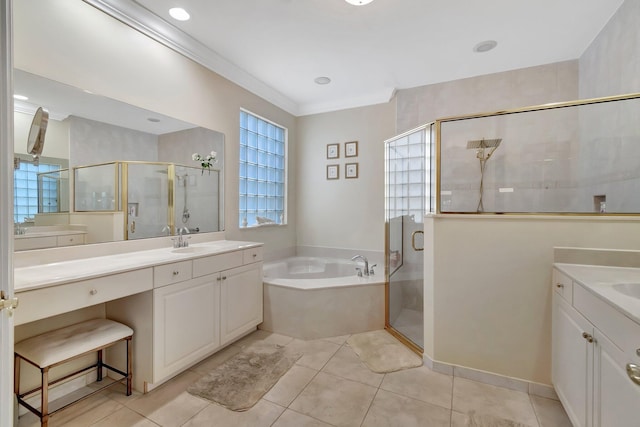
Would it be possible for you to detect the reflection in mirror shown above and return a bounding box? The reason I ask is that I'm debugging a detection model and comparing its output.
[13,69,225,250]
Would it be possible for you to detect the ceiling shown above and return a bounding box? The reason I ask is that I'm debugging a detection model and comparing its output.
[89,0,624,117]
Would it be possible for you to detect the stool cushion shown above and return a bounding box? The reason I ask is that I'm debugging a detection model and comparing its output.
[15,319,133,368]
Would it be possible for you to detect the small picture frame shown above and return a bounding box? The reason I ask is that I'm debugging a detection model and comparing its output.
[345,141,358,157]
[327,143,339,159]
[345,162,358,179]
[326,164,339,180]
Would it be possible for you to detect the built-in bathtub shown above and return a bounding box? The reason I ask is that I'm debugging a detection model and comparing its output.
[261,256,385,340]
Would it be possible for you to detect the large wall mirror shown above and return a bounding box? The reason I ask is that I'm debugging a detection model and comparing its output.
[13,69,225,251]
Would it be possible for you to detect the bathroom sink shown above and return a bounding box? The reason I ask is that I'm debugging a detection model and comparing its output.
[612,283,640,299]
[171,246,207,254]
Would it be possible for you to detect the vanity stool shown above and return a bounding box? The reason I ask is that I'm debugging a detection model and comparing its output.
[14,318,133,427]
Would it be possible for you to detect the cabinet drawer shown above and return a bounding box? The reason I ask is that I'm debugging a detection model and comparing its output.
[193,251,243,278]
[154,261,192,288]
[243,247,263,264]
[552,268,573,304]
[15,268,153,325]
[574,283,640,356]
[57,234,84,247]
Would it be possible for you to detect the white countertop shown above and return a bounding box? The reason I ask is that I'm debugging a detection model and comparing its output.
[554,263,640,325]
[15,230,87,239]
[15,240,261,292]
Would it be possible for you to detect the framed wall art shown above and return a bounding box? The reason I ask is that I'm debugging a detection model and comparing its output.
[345,162,358,179]
[327,164,339,180]
[345,141,358,157]
[327,143,339,159]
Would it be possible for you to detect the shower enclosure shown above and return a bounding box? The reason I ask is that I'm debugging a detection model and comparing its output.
[384,124,434,352]
[74,161,221,240]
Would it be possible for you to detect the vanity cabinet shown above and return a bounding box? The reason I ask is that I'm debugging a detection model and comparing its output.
[220,262,263,345]
[106,245,264,391]
[153,274,220,381]
[551,268,640,427]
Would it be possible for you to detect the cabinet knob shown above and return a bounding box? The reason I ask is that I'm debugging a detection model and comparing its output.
[173,271,180,276]
[556,283,564,288]
[626,363,640,386]
[222,276,227,280]
[637,348,640,357]
[253,253,257,258]
[582,332,594,343]
[89,289,98,296]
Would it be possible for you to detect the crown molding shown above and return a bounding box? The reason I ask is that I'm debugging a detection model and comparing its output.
[82,0,300,116]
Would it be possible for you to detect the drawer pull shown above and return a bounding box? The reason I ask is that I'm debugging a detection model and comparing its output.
[89,289,98,296]
[626,363,640,386]
[582,332,594,343]
[556,283,564,288]
[172,271,180,276]
[253,253,257,258]
[222,276,227,280]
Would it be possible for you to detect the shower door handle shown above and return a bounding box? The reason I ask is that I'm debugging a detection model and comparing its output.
[411,230,424,252]
[130,220,136,234]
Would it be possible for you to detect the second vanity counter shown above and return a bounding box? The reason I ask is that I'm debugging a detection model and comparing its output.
[553,263,640,325]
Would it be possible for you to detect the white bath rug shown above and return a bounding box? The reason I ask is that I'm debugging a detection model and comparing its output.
[466,411,533,427]
[346,329,422,373]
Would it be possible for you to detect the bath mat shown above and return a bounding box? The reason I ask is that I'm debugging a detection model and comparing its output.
[466,411,533,427]
[187,342,301,411]
[346,330,422,373]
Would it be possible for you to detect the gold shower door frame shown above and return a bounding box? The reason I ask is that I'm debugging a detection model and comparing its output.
[384,124,432,356]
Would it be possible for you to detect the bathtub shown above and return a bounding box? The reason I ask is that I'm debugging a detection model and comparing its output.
[261,257,385,340]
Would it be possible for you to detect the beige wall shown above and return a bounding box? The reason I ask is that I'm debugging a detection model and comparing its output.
[396,60,579,134]
[296,101,396,253]
[425,215,640,385]
[13,0,297,255]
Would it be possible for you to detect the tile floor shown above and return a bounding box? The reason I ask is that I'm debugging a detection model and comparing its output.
[18,329,573,427]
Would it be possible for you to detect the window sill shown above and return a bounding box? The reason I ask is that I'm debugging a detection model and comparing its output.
[240,223,287,229]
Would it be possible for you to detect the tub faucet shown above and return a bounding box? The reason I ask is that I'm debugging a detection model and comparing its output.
[351,255,369,276]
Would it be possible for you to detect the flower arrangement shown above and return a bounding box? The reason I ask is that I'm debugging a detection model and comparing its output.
[192,151,217,174]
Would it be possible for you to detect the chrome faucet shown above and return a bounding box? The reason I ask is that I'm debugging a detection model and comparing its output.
[351,255,369,277]
[172,227,191,248]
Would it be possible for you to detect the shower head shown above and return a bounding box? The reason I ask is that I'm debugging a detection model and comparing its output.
[466,138,502,149]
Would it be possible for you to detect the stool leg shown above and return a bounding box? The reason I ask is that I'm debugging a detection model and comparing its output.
[41,367,49,427]
[126,337,132,396]
[14,354,20,396]
[97,349,103,382]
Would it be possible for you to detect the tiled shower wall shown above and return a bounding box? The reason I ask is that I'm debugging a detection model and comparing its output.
[395,0,639,213]
[578,0,640,213]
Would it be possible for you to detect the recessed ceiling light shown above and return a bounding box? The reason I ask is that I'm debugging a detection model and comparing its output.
[314,76,331,85]
[345,0,374,4]
[473,40,497,53]
[147,117,161,123]
[169,7,190,21]
[14,94,28,101]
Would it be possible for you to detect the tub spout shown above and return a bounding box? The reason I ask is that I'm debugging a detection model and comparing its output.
[351,255,369,276]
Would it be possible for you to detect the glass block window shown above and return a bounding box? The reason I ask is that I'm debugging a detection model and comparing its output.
[14,161,61,223]
[239,109,287,227]
[385,127,431,223]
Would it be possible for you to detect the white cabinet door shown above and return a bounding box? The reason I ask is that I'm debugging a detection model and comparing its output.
[220,263,263,345]
[552,293,593,427]
[593,329,640,427]
[153,275,220,382]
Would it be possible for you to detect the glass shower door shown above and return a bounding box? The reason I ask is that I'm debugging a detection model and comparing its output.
[385,125,431,351]
[126,163,169,239]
